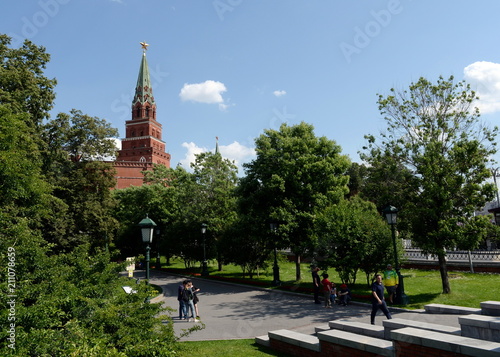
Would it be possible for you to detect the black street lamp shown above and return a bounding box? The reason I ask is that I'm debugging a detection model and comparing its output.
[201,223,209,276]
[382,206,409,306]
[138,215,157,285]
[155,228,161,270]
[270,221,281,286]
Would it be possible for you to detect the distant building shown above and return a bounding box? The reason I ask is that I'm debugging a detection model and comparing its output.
[112,46,171,189]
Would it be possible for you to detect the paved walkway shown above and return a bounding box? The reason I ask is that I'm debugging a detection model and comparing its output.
[135,270,462,341]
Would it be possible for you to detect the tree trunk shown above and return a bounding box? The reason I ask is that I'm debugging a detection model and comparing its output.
[295,254,301,281]
[438,254,451,294]
[217,252,223,271]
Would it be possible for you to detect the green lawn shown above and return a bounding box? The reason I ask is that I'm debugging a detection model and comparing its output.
[159,257,500,309]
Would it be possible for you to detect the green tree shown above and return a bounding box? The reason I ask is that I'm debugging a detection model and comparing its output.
[189,151,238,270]
[0,34,56,129]
[113,182,181,260]
[142,154,238,271]
[240,122,350,281]
[0,105,52,218]
[40,109,119,251]
[317,197,393,285]
[0,231,179,356]
[363,76,498,293]
[346,162,368,198]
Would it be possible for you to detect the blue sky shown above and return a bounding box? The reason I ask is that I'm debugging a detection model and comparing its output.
[4,1,500,174]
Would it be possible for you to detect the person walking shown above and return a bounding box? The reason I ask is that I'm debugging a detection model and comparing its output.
[383,264,399,304]
[312,266,321,304]
[371,274,392,325]
[192,284,201,319]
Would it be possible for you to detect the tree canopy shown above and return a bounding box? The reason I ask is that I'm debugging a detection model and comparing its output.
[0,35,187,355]
[240,122,351,280]
[362,75,498,293]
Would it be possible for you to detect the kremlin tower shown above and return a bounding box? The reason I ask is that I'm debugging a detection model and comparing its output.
[113,43,171,189]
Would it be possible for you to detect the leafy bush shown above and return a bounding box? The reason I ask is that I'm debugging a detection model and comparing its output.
[0,228,179,356]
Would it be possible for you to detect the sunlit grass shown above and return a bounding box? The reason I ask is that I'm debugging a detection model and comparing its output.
[161,257,500,309]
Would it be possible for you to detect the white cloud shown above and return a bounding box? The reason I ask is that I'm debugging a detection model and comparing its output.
[219,141,256,168]
[273,90,287,97]
[100,138,121,161]
[464,61,500,114]
[179,80,227,104]
[179,141,255,174]
[179,142,206,168]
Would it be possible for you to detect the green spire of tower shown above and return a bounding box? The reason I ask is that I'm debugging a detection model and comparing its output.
[215,136,220,155]
[133,42,155,107]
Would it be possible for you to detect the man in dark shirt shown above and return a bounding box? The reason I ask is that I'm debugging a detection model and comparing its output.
[312,266,321,304]
[177,279,187,320]
[371,274,392,325]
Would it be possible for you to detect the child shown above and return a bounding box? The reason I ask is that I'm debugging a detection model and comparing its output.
[321,273,333,308]
[330,282,337,305]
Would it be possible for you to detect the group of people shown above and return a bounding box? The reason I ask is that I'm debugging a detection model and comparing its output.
[312,264,399,325]
[312,267,351,307]
[177,279,201,322]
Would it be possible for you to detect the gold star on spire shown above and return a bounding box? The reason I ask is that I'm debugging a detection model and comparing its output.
[140,42,149,52]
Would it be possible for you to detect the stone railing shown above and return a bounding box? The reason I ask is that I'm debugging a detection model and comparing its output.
[404,248,500,262]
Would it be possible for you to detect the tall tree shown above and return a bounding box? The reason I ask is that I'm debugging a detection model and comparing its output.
[362,76,498,293]
[40,109,119,251]
[188,151,238,270]
[316,197,394,285]
[240,122,350,281]
[0,34,56,128]
[113,182,181,259]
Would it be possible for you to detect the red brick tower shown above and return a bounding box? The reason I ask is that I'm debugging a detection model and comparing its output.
[113,43,171,189]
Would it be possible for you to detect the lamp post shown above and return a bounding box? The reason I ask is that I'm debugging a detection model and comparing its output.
[201,223,208,276]
[270,221,281,286]
[382,206,409,305]
[155,228,161,270]
[138,215,157,285]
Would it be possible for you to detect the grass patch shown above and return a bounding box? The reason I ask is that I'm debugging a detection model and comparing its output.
[177,339,291,356]
[160,257,500,309]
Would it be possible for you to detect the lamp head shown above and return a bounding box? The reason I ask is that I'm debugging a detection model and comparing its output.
[382,205,398,225]
[138,215,157,244]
